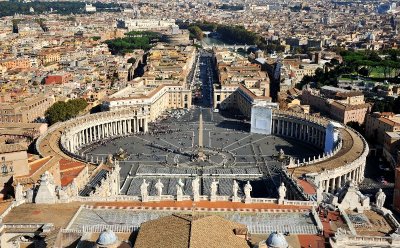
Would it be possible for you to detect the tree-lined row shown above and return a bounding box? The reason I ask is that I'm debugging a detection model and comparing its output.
[0,1,121,17]
[105,31,160,55]
[341,50,400,78]
[45,99,88,125]
[178,21,285,53]
[298,50,400,89]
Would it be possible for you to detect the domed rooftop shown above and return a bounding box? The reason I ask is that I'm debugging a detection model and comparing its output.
[266,232,288,248]
[97,229,117,246]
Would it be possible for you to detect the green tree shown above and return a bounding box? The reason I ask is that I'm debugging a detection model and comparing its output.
[45,99,88,125]
[127,57,136,64]
[358,67,370,77]
[347,121,364,134]
[188,26,204,40]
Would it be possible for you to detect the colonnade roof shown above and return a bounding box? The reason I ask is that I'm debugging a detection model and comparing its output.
[288,127,365,177]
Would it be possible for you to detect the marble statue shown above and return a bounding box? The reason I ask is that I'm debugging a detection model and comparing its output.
[278,182,287,204]
[244,181,252,203]
[15,183,24,202]
[210,179,218,201]
[375,188,386,209]
[278,149,285,160]
[140,179,149,202]
[316,182,323,203]
[192,177,200,201]
[288,157,295,167]
[176,179,184,201]
[155,179,164,197]
[329,180,370,212]
[232,180,239,198]
[107,154,113,164]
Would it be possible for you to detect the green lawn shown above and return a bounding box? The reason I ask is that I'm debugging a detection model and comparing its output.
[369,66,397,78]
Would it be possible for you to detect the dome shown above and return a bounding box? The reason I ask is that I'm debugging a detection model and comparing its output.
[266,232,288,248]
[96,229,117,246]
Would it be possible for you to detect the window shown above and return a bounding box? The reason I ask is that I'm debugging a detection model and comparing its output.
[2,164,7,174]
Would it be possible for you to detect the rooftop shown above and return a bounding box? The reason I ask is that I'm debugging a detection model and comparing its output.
[0,143,27,154]
[134,214,249,248]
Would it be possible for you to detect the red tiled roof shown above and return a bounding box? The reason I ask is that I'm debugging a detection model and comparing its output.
[296,179,316,194]
[20,156,52,178]
[59,159,84,171]
[59,158,85,187]
[297,235,325,248]
[60,166,85,187]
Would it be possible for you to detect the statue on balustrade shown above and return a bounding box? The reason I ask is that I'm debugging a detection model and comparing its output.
[244,181,252,203]
[278,182,287,204]
[232,180,239,199]
[192,177,200,201]
[210,179,219,198]
[140,179,149,202]
[107,154,113,165]
[316,183,323,203]
[155,179,164,197]
[375,188,386,209]
[15,183,24,202]
[176,179,184,201]
[278,149,285,160]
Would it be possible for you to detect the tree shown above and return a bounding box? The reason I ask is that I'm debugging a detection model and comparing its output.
[127,57,136,64]
[358,67,370,77]
[188,26,204,40]
[105,31,160,55]
[347,121,364,134]
[45,99,88,125]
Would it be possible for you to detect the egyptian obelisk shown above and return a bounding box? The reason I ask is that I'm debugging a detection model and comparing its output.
[198,112,205,161]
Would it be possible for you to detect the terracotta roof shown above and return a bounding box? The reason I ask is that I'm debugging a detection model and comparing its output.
[296,179,316,194]
[330,101,370,111]
[0,200,12,216]
[59,159,84,171]
[27,156,52,176]
[238,84,271,100]
[134,214,249,248]
[60,166,85,187]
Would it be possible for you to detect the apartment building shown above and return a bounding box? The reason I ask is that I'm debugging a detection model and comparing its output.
[301,86,370,125]
[0,95,55,123]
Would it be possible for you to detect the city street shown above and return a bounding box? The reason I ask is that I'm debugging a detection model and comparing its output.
[192,49,215,108]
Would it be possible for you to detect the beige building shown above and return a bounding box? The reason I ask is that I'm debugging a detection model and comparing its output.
[365,112,400,145]
[103,82,192,122]
[37,49,61,65]
[301,87,369,125]
[0,58,31,71]
[213,48,271,117]
[0,143,29,199]
[144,44,196,86]
[0,94,55,123]
[365,112,400,166]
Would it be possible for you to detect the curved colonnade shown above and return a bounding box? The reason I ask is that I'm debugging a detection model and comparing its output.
[60,108,148,156]
[36,107,148,161]
[272,110,368,193]
[36,108,369,194]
